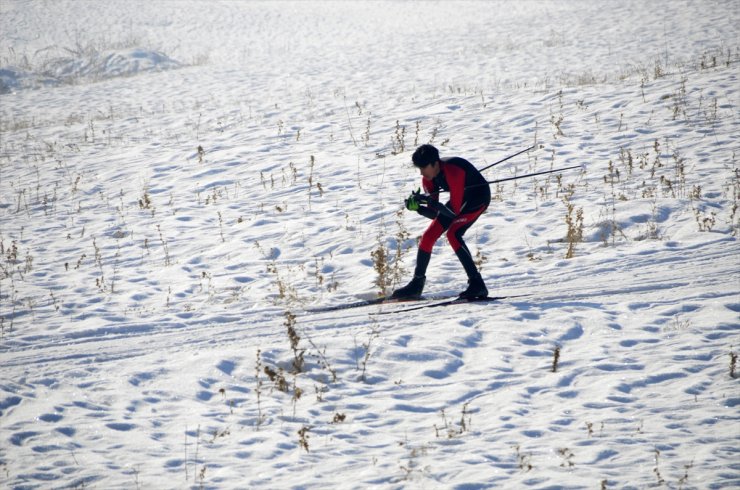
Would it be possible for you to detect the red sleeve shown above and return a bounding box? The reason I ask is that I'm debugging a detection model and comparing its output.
[443,164,466,214]
[422,177,438,201]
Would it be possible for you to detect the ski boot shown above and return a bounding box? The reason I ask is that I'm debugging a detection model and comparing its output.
[458,274,488,300]
[391,275,426,300]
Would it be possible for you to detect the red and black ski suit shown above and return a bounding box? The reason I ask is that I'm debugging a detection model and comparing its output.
[413,156,491,280]
[418,156,491,253]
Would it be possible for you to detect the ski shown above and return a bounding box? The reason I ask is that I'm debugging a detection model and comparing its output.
[306,295,452,314]
[370,295,509,315]
[307,293,527,315]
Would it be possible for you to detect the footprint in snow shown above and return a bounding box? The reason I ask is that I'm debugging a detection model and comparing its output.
[0,395,22,416]
[55,427,76,437]
[619,338,658,347]
[451,331,482,349]
[615,371,687,394]
[216,359,237,376]
[522,429,544,438]
[38,413,63,423]
[394,334,412,347]
[558,324,584,342]
[10,431,40,446]
[423,358,464,380]
[106,423,137,431]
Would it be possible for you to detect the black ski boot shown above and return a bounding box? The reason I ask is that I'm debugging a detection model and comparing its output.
[391,249,431,300]
[391,275,426,300]
[458,274,488,300]
[454,246,488,299]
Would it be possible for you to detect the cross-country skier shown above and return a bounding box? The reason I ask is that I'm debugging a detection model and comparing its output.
[391,144,491,300]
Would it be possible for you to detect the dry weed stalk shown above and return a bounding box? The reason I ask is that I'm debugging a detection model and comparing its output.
[434,403,473,438]
[264,365,289,393]
[653,448,665,485]
[514,445,533,472]
[558,448,575,468]
[551,346,561,372]
[254,349,265,428]
[297,426,310,452]
[284,311,305,373]
[305,334,338,383]
[562,186,583,259]
[391,119,406,155]
[371,215,411,295]
[355,322,381,382]
[370,236,390,296]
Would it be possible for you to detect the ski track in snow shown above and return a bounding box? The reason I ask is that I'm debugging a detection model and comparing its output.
[1,1,739,488]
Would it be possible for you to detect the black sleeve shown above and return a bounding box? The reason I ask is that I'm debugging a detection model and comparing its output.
[425,200,456,219]
[417,205,438,220]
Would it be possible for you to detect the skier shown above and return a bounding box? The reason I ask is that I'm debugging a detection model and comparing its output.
[392,144,491,300]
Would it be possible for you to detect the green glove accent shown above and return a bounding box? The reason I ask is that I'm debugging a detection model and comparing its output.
[405,188,421,211]
[405,195,419,211]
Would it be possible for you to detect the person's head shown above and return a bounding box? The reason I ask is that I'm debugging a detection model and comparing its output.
[412,144,441,179]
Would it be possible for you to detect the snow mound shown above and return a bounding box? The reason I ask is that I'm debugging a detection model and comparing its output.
[0,48,182,93]
[0,67,54,93]
[44,47,182,80]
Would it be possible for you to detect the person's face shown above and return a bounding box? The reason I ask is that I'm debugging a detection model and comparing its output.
[419,160,440,180]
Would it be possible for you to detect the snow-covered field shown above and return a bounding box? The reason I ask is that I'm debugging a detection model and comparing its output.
[1,1,739,488]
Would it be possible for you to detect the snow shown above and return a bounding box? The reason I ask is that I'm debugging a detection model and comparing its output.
[1,0,739,488]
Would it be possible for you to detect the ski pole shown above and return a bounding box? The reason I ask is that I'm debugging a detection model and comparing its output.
[467,164,583,189]
[428,164,582,195]
[478,145,536,173]
[413,163,581,217]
